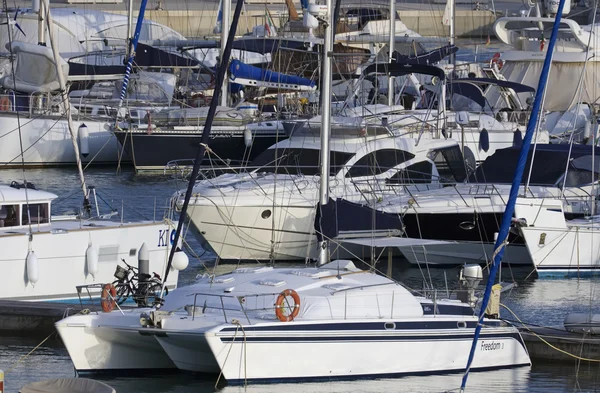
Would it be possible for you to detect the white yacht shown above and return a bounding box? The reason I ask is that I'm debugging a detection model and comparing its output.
[179,123,464,262]
[377,144,600,266]
[0,182,183,301]
[490,0,600,121]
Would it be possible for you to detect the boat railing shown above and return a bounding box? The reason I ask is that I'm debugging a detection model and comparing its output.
[186,283,474,323]
[189,291,284,325]
[74,283,127,315]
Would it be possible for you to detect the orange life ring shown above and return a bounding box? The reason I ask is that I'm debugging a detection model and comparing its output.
[490,53,503,70]
[0,96,11,111]
[275,289,300,322]
[101,283,117,312]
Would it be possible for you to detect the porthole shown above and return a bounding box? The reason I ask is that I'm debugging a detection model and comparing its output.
[459,221,475,230]
[457,321,467,329]
[261,210,272,219]
[384,322,396,330]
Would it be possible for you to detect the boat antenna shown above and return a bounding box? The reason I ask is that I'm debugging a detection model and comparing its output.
[459,0,567,390]
[41,0,90,215]
[160,0,245,292]
[3,0,33,233]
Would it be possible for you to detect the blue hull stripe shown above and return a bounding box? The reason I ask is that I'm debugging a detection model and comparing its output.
[219,332,523,343]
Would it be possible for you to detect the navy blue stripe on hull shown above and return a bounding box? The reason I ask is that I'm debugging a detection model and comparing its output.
[219,332,523,343]
[224,363,531,385]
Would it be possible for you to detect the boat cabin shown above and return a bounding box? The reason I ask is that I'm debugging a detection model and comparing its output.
[0,183,56,229]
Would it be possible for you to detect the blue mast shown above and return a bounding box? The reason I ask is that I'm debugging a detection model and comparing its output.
[116,0,149,111]
[459,1,567,391]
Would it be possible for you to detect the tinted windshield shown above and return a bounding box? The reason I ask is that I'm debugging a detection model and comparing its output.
[251,148,354,176]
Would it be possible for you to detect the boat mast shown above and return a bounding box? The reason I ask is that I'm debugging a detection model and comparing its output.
[459,0,566,390]
[220,0,230,107]
[127,0,133,57]
[317,0,334,266]
[41,0,90,211]
[160,0,245,292]
[387,0,395,106]
[115,0,149,119]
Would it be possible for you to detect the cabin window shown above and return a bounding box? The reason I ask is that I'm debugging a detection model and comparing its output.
[386,161,433,184]
[0,204,20,227]
[345,149,415,178]
[251,148,354,176]
[428,146,467,183]
[21,203,50,225]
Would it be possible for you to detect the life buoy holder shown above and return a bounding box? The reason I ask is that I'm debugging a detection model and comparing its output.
[490,53,503,70]
[101,283,117,312]
[0,96,12,111]
[275,289,300,322]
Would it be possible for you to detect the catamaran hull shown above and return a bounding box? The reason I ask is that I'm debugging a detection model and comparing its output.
[155,320,530,383]
[0,220,178,301]
[0,115,121,166]
[55,312,176,371]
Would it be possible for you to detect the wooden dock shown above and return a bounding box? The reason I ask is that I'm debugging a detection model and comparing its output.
[0,300,102,335]
[520,326,600,364]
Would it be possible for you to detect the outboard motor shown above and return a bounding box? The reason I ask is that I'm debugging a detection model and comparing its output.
[457,264,483,307]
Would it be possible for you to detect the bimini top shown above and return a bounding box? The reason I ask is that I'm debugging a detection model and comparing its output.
[458,78,535,93]
[362,62,446,80]
[0,182,57,204]
[469,144,600,187]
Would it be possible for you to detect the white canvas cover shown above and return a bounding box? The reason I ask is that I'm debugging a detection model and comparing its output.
[20,378,115,393]
[489,61,600,112]
[0,41,69,93]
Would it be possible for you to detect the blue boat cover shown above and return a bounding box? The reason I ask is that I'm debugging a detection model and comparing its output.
[363,62,446,80]
[393,44,458,65]
[229,59,316,88]
[314,198,404,242]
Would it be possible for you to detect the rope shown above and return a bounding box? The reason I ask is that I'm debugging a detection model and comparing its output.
[215,324,240,388]
[5,331,55,373]
[501,303,600,362]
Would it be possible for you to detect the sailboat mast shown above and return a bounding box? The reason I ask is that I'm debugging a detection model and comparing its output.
[459,0,567,390]
[317,0,334,266]
[387,0,395,106]
[127,0,133,57]
[220,0,231,107]
[450,0,455,66]
[161,0,245,288]
[116,0,149,114]
[41,0,89,208]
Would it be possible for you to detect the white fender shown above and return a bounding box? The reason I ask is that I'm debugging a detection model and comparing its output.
[243,127,253,147]
[86,244,98,279]
[78,123,89,158]
[26,250,39,286]
[171,250,189,271]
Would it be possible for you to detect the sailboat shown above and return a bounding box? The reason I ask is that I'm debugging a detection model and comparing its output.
[0,0,185,302]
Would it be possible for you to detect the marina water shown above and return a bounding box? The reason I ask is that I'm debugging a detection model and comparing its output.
[1,166,600,392]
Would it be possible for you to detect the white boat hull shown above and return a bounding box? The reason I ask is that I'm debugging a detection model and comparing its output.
[0,115,121,166]
[0,220,178,301]
[189,202,318,261]
[55,311,176,371]
[521,222,600,277]
[156,319,530,383]
[399,241,532,266]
